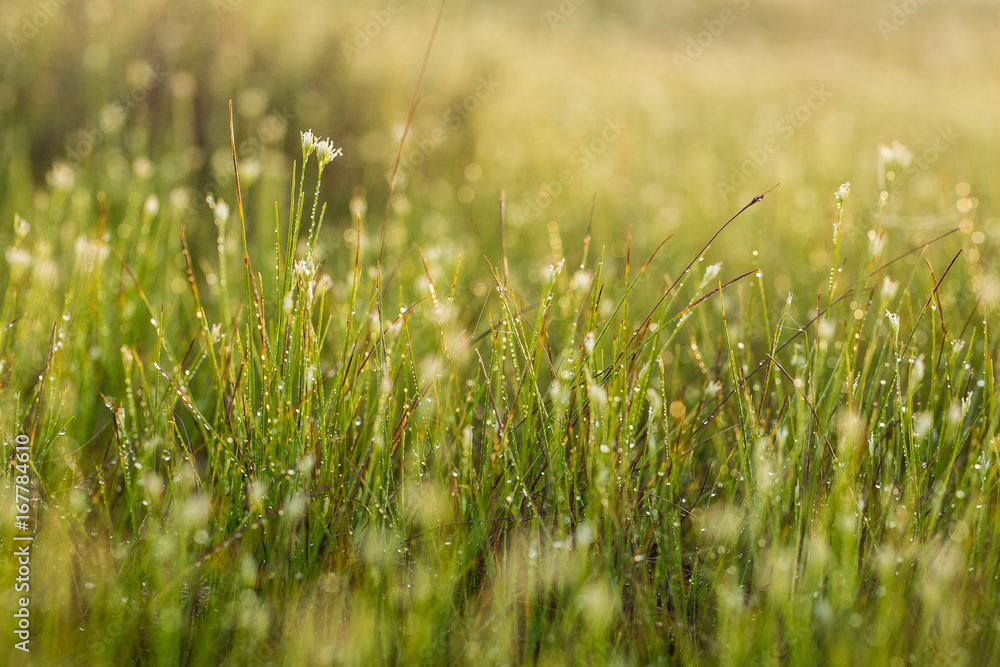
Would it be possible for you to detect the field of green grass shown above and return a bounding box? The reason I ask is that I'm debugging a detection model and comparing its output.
[2,0,1000,664]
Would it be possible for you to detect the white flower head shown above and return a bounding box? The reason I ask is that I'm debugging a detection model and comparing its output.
[818,318,837,341]
[699,262,722,289]
[911,354,925,385]
[13,215,30,242]
[315,139,343,171]
[588,382,607,408]
[46,162,75,193]
[881,277,899,301]
[835,182,851,206]
[879,141,913,172]
[885,310,899,338]
[5,247,32,281]
[212,199,230,225]
[301,130,316,160]
[294,258,316,281]
[143,195,160,218]
[571,269,593,290]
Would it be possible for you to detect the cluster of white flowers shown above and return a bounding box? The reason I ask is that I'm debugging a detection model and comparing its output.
[45,162,75,192]
[5,247,32,281]
[301,129,343,171]
[878,141,913,172]
[881,277,899,301]
[292,258,320,309]
[835,182,851,206]
[885,310,900,338]
[293,258,316,281]
[75,236,110,271]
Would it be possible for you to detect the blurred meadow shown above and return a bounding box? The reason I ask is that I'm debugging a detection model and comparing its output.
[1,0,1000,664]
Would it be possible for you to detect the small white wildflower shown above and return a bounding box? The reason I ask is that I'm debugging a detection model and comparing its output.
[297,455,316,475]
[835,182,851,206]
[13,215,30,242]
[213,199,230,225]
[317,274,334,294]
[584,332,596,355]
[349,195,367,219]
[5,247,32,281]
[951,339,965,353]
[881,277,899,301]
[240,157,261,186]
[646,388,662,413]
[143,195,160,218]
[133,157,154,179]
[315,139,343,171]
[885,310,899,338]
[572,270,593,289]
[588,382,608,408]
[121,345,134,373]
[550,380,570,408]
[35,259,58,286]
[704,381,722,397]
[74,236,109,268]
[46,162,75,192]
[293,259,315,281]
[878,141,913,171]
[305,281,315,308]
[911,354,925,385]
[913,412,933,439]
[301,130,316,160]
[947,401,963,425]
[818,318,836,341]
[699,262,722,289]
[870,232,884,258]
[169,187,190,210]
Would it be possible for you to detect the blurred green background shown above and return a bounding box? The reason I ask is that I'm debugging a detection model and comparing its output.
[1,0,998,310]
